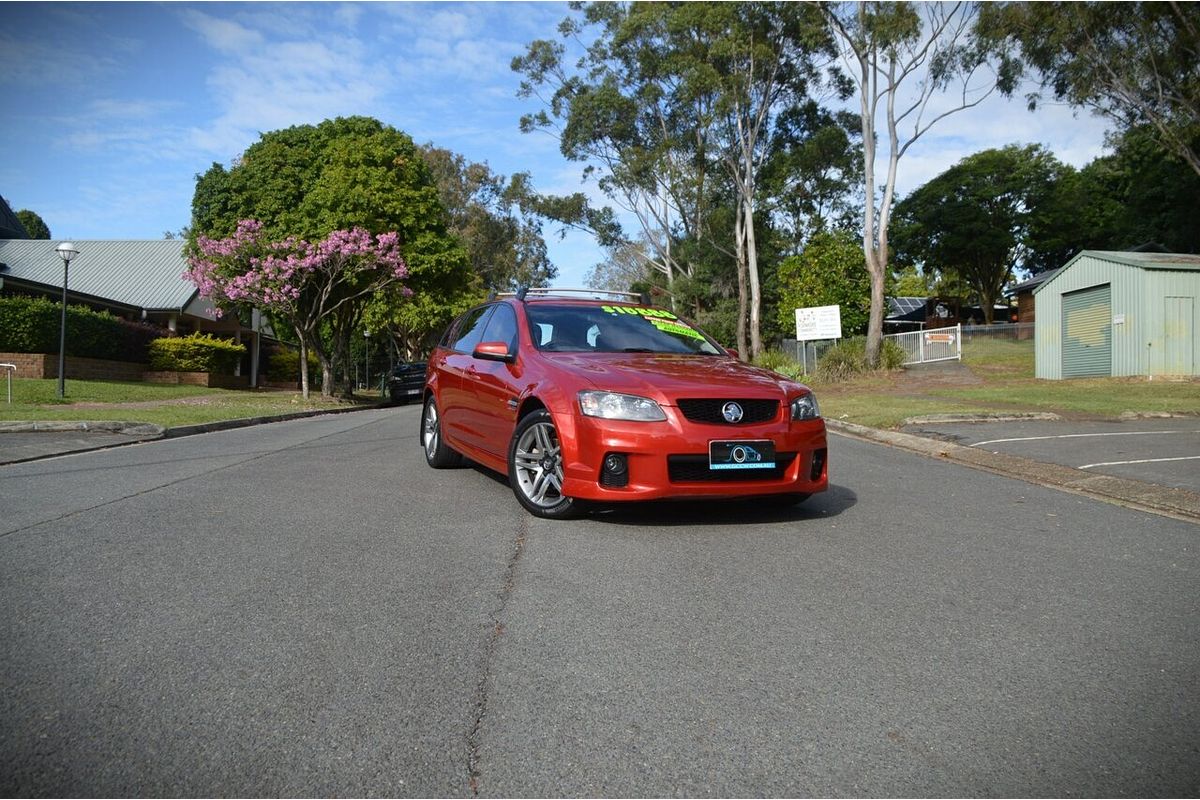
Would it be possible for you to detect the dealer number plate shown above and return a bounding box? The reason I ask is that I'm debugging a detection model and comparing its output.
[709,440,775,470]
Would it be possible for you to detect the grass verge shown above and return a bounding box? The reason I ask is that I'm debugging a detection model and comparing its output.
[0,379,382,429]
[807,338,1200,429]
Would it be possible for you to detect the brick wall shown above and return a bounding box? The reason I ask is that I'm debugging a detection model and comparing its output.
[0,352,146,381]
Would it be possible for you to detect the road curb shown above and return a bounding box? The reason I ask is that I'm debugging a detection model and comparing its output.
[162,402,389,439]
[826,419,1200,524]
[0,402,391,465]
[0,420,165,436]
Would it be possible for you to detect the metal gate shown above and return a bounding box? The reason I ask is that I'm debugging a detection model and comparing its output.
[884,324,962,365]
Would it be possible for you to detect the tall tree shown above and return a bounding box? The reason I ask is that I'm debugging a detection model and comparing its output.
[892,144,1065,323]
[979,1,1200,177]
[189,116,472,374]
[15,209,50,239]
[420,146,556,291]
[514,2,842,359]
[821,1,1001,364]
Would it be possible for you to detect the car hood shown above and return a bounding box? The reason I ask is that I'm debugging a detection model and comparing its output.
[542,353,803,401]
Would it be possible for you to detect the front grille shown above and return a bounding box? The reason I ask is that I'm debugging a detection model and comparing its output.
[667,453,796,483]
[676,398,779,425]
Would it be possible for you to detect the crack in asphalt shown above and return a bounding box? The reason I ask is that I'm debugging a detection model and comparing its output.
[467,514,529,795]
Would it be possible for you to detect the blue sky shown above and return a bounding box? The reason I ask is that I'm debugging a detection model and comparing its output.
[1,2,1115,287]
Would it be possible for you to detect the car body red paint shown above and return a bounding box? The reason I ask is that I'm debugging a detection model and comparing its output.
[420,294,828,518]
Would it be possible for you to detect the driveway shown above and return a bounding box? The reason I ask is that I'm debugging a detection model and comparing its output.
[903,416,1200,493]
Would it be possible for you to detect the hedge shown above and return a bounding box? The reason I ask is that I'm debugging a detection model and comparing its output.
[0,294,165,363]
[265,347,321,383]
[148,333,245,374]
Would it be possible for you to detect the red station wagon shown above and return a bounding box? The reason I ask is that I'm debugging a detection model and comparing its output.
[420,289,828,519]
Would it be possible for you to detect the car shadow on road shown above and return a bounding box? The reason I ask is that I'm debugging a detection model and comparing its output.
[463,462,857,526]
[585,483,857,527]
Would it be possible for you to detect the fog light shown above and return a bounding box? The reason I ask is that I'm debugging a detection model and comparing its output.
[810,448,827,481]
[600,452,629,487]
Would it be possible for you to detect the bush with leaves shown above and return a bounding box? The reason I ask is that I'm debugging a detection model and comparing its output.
[816,337,905,381]
[265,347,320,384]
[148,333,245,374]
[0,294,164,362]
[753,349,807,381]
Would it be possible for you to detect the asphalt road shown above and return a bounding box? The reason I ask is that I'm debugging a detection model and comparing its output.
[1,407,1197,797]
[903,417,1200,494]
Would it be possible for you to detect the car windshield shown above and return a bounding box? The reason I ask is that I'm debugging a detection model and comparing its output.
[525,304,724,355]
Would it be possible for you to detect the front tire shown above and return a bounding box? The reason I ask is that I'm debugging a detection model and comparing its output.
[421,396,463,468]
[508,409,583,519]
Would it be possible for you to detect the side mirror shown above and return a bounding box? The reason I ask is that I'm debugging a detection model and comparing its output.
[473,341,515,363]
[725,347,740,359]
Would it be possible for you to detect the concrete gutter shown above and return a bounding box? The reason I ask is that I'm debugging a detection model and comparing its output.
[826,419,1200,524]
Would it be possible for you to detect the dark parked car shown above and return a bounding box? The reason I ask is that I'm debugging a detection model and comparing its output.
[388,362,427,404]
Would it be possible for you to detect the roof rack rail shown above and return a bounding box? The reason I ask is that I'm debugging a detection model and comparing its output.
[495,287,654,304]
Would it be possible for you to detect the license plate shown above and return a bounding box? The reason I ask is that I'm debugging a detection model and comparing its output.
[709,440,775,470]
[405,388,421,395]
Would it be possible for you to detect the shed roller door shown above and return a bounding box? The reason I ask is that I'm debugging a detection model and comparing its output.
[1062,284,1111,377]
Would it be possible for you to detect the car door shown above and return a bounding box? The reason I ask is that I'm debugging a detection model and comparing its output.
[462,303,522,459]
[437,305,494,446]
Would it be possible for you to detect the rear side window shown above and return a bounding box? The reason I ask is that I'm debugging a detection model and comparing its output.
[480,304,519,354]
[452,306,495,353]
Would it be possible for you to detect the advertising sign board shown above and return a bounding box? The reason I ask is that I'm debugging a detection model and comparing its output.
[794,305,842,341]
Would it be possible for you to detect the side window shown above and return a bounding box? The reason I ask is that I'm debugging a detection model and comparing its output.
[452,306,495,354]
[480,304,519,354]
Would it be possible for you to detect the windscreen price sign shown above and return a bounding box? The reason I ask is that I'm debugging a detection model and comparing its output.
[794,305,842,341]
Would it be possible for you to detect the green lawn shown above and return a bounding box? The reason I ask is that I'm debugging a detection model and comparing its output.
[0,378,381,429]
[812,338,1200,429]
[2,342,1197,432]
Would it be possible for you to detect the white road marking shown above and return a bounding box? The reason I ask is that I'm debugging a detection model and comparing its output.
[1079,455,1200,470]
[971,430,1200,448]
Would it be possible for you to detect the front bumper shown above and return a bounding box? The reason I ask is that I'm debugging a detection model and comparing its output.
[558,407,828,502]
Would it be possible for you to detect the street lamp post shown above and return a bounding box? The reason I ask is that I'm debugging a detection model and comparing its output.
[54,242,79,399]
[363,330,371,392]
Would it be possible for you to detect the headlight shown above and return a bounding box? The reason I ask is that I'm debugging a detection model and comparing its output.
[790,392,820,420]
[578,391,667,422]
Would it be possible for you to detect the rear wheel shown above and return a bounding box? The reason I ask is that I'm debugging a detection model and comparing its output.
[421,396,463,468]
[508,409,584,519]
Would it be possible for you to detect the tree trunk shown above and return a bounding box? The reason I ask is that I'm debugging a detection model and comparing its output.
[744,194,763,359]
[296,326,311,400]
[734,204,749,360]
[865,248,887,365]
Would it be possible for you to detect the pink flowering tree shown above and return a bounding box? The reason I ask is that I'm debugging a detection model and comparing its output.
[186,220,409,399]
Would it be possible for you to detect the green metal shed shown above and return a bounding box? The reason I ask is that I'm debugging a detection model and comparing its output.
[1033,251,1200,379]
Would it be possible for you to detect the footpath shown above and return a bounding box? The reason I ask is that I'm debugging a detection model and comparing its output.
[1,407,1197,524]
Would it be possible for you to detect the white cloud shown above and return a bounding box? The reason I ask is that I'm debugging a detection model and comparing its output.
[180,9,264,54]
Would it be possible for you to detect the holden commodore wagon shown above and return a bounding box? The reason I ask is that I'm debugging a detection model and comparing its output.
[420,289,827,519]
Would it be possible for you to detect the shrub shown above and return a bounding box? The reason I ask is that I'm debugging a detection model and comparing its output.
[149,333,245,374]
[0,294,165,362]
[265,347,319,383]
[753,349,806,381]
[815,336,906,381]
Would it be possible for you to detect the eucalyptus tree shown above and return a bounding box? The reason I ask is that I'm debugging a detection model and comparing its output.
[979,1,1200,178]
[420,145,555,291]
[820,1,1003,364]
[514,2,842,359]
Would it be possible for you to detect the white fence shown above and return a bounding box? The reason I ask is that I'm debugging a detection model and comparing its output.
[884,324,962,365]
